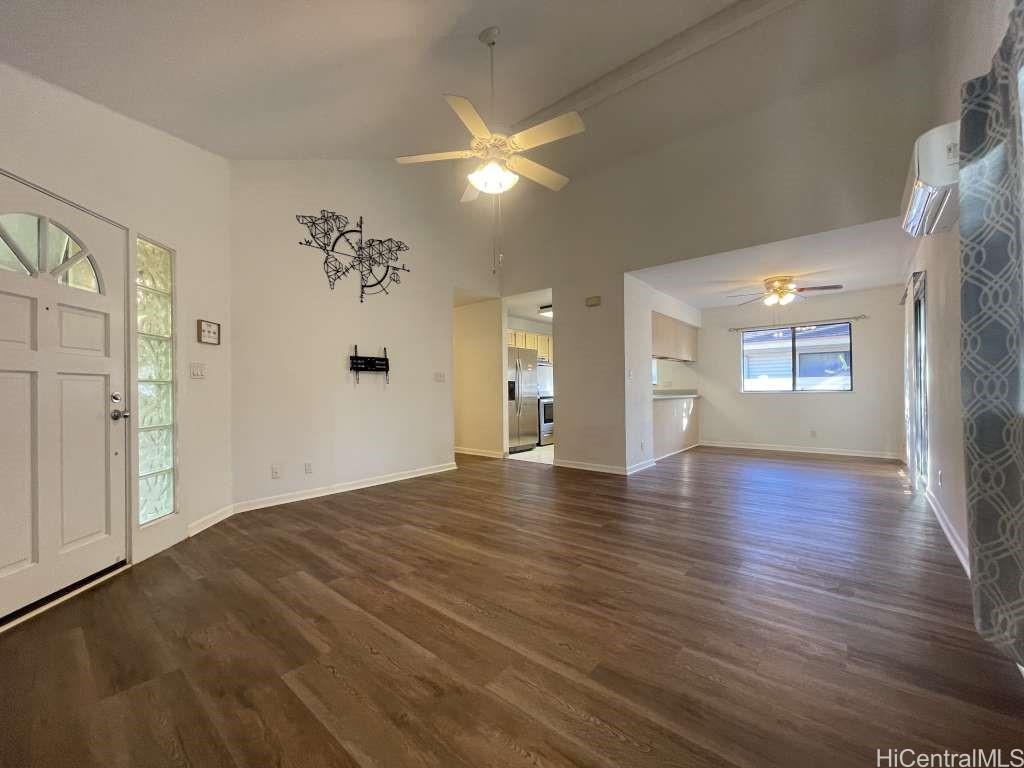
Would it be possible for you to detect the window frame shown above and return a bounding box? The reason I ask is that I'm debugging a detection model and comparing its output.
[739,321,853,394]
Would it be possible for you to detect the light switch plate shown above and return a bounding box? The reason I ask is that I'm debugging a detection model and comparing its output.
[189,362,208,379]
[434,372,446,383]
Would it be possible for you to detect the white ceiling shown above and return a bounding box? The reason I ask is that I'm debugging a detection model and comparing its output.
[523,0,941,179]
[0,0,735,160]
[629,218,917,309]
[505,288,552,324]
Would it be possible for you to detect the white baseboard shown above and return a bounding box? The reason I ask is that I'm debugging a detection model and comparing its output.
[654,443,700,462]
[626,459,656,475]
[187,503,238,537]
[190,462,458,537]
[924,488,971,577]
[554,458,628,475]
[699,440,901,461]
[454,446,504,459]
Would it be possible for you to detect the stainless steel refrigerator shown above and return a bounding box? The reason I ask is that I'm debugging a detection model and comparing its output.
[507,346,539,453]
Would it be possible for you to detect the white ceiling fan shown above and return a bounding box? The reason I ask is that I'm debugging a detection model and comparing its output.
[728,276,844,306]
[395,26,586,203]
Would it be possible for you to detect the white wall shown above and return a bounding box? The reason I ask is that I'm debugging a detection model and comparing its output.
[907,231,968,568]
[903,0,1010,574]
[507,316,551,335]
[230,160,495,506]
[654,359,699,392]
[0,62,233,559]
[454,299,504,457]
[696,285,905,458]
[501,13,943,473]
[623,275,701,472]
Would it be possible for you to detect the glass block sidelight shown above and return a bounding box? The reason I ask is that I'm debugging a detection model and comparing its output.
[139,470,174,524]
[136,239,173,292]
[136,238,175,525]
[137,336,173,383]
[138,428,174,475]
[136,285,172,336]
[138,382,173,428]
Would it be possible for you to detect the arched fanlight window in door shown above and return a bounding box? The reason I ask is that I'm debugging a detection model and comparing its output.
[0,212,102,293]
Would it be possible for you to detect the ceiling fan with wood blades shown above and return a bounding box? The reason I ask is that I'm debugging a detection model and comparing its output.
[395,26,585,203]
[727,276,845,306]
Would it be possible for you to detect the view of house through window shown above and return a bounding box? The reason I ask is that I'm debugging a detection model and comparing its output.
[136,238,176,524]
[741,322,852,392]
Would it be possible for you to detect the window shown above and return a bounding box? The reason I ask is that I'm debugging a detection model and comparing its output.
[136,238,176,524]
[0,212,101,292]
[741,322,852,392]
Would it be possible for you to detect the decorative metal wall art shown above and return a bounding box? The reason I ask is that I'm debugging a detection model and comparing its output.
[296,210,410,302]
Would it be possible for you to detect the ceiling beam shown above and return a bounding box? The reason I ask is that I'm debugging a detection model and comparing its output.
[512,0,803,131]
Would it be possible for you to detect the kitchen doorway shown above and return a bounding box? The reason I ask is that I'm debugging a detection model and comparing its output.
[504,288,554,465]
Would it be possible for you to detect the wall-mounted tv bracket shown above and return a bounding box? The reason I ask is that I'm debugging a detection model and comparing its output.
[350,345,390,383]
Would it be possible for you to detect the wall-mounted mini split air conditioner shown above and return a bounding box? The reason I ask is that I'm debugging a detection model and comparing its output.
[901,122,959,237]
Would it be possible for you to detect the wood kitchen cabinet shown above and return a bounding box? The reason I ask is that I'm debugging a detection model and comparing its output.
[651,311,697,361]
[537,334,552,362]
[508,329,554,362]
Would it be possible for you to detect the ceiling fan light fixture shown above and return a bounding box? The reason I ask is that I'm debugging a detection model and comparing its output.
[779,292,796,306]
[468,160,519,194]
[763,293,780,307]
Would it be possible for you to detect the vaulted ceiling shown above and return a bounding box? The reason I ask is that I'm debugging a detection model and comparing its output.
[0,0,734,160]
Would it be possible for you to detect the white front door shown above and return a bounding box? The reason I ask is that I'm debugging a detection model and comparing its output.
[0,174,128,619]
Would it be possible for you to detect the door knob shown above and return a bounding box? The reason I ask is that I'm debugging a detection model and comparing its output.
[110,409,131,421]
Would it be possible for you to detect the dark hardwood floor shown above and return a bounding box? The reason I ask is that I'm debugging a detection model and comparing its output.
[2,448,1022,767]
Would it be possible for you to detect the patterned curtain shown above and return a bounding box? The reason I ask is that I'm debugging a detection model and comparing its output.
[960,1,1024,666]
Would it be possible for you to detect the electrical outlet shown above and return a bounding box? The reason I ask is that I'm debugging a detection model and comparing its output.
[627,369,633,382]
[809,429,817,438]
[304,462,313,475]
[270,464,281,479]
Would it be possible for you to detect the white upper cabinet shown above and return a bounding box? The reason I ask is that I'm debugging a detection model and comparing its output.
[651,311,697,362]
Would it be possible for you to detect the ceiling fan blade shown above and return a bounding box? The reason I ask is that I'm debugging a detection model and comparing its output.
[508,156,569,191]
[737,296,765,306]
[460,183,480,203]
[443,95,491,139]
[725,292,765,298]
[509,111,585,151]
[395,149,475,164]
[796,284,844,292]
